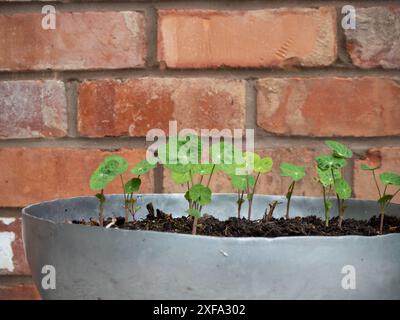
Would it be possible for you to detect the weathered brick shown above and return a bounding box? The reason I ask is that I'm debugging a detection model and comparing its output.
[257,77,400,137]
[0,218,30,275]
[0,11,146,71]
[158,8,337,68]
[0,81,67,139]
[163,147,323,197]
[0,283,40,300]
[354,147,400,204]
[345,7,400,69]
[0,148,153,207]
[78,78,245,137]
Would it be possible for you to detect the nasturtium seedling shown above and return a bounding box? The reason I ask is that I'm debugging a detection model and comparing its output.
[230,173,257,219]
[315,141,353,228]
[89,155,129,226]
[280,162,305,219]
[325,140,353,159]
[186,184,212,235]
[316,167,341,226]
[362,168,400,233]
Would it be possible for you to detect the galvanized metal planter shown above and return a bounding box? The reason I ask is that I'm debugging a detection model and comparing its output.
[22,194,400,300]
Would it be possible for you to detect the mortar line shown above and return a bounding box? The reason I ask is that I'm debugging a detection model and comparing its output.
[1,68,400,82]
[1,1,400,13]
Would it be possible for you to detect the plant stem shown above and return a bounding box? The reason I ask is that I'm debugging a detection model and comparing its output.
[189,169,194,186]
[206,164,216,188]
[99,189,104,227]
[330,168,343,228]
[192,217,198,235]
[322,186,329,227]
[372,170,382,198]
[120,175,129,223]
[237,190,244,219]
[247,172,261,221]
[379,204,385,234]
[285,181,295,219]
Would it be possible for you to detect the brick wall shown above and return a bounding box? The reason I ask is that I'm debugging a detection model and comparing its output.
[0,0,399,299]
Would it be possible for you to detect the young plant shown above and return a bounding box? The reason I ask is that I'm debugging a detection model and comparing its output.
[89,155,129,226]
[361,165,400,234]
[280,162,305,219]
[124,160,157,221]
[229,174,255,219]
[315,141,352,228]
[186,183,212,235]
[315,166,341,227]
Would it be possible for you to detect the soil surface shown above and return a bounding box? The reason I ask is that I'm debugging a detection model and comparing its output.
[71,203,400,237]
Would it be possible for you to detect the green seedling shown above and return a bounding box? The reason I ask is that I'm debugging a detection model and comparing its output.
[280,162,305,219]
[186,183,212,235]
[315,141,353,228]
[89,155,129,226]
[124,160,157,221]
[361,165,400,234]
[316,166,341,226]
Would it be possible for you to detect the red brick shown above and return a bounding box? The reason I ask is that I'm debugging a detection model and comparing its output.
[78,78,245,137]
[0,218,30,275]
[0,81,67,139]
[158,8,337,68]
[257,77,400,137]
[345,7,400,69]
[354,148,400,204]
[163,147,323,197]
[0,148,153,207]
[0,11,146,71]
[0,283,40,300]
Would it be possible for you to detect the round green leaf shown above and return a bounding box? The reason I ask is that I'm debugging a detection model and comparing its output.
[131,160,156,175]
[317,167,341,187]
[171,171,191,185]
[188,184,212,206]
[379,172,400,186]
[325,140,353,159]
[124,178,141,193]
[230,175,256,191]
[101,155,129,176]
[378,194,394,206]
[280,162,305,182]
[191,163,214,175]
[334,177,352,200]
[89,155,128,190]
[254,156,273,173]
[361,164,380,171]
[315,155,347,170]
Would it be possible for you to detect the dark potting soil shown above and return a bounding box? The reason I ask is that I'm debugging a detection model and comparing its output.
[71,203,400,237]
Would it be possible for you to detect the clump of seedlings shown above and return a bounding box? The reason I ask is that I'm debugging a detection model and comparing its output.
[315,141,353,228]
[85,137,399,237]
[158,135,215,235]
[280,162,305,219]
[89,155,155,227]
[361,164,400,233]
[226,151,273,220]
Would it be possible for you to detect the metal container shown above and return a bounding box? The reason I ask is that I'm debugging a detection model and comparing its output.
[22,194,400,300]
